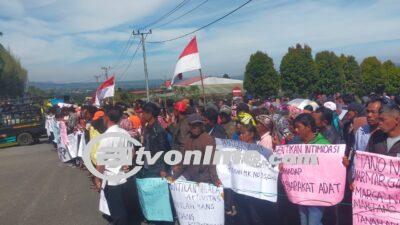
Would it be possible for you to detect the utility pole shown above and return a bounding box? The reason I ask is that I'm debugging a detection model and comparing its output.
[101,66,110,80]
[133,29,152,102]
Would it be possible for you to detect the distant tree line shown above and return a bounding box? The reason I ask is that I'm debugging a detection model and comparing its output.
[244,43,400,98]
[0,44,28,98]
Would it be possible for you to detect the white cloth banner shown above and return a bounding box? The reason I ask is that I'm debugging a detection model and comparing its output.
[215,138,279,202]
[66,134,78,159]
[169,180,224,225]
[57,142,72,162]
[77,132,86,158]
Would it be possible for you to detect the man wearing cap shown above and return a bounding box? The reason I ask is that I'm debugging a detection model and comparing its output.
[171,113,221,186]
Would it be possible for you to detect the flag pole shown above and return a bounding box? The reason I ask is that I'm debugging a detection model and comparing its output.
[199,69,206,104]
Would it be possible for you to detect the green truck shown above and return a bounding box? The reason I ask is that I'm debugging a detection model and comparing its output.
[0,101,46,148]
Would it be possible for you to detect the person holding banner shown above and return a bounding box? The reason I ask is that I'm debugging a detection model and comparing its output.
[235,123,279,225]
[171,113,221,185]
[98,106,141,225]
[292,113,330,225]
[367,104,400,156]
[137,102,173,225]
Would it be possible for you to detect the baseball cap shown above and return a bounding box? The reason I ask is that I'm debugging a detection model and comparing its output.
[187,113,204,124]
[92,111,104,121]
[323,101,337,111]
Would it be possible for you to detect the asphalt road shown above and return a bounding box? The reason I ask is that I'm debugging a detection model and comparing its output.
[0,142,109,225]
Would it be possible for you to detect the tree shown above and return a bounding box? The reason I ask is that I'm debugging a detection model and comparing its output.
[0,44,27,97]
[340,54,362,94]
[222,73,230,79]
[243,51,279,98]
[280,44,318,97]
[360,57,384,94]
[315,51,344,94]
[114,87,132,103]
[382,60,400,95]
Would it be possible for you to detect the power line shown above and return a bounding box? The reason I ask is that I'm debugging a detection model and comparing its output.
[140,0,191,30]
[119,39,143,81]
[148,0,253,44]
[110,34,136,70]
[154,0,209,29]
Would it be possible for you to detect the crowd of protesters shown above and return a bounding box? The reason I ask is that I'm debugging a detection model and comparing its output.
[44,92,400,225]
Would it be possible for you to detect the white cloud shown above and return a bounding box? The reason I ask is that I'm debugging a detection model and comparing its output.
[0,1,25,18]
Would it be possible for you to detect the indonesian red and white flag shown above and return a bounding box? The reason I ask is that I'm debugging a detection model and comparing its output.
[94,75,115,106]
[172,36,201,84]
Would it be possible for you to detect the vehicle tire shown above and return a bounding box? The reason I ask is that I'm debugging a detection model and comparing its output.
[17,132,34,146]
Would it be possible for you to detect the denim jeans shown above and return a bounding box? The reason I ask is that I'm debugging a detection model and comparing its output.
[299,206,325,225]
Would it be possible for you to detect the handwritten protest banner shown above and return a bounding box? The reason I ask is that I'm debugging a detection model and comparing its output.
[275,144,346,206]
[353,151,400,225]
[57,142,72,162]
[169,180,224,225]
[136,178,173,222]
[66,134,78,159]
[216,138,278,202]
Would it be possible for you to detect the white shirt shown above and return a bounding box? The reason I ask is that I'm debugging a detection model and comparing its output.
[387,135,400,152]
[99,125,131,186]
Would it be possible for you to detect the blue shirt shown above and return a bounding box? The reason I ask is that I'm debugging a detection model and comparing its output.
[354,124,373,151]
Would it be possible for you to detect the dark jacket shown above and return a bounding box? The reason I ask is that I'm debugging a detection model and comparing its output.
[367,130,400,157]
[321,125,342,144]
[138,121,170,178]
[208,124,227,139]
[170,115,190,151]
[172,132,219,185]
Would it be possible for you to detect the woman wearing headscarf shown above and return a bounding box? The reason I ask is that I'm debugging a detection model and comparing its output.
[255,115,276,150]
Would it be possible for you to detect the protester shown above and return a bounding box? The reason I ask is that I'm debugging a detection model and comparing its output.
[237,124,278,225]
[139,102,170,178]
[236,102,256,126]
[203,107,227,139]
[312,107,342,144]
[255,114,275,149]
[342,102,365,154]
[292,113,330,225]
[219,105,236,139]
[354,98,382,151]
[139,102,172,225]
[367,104,400,156]
[171,113,221,186]
[170,101,190,151]
[96,106,141,225]
[45,91,396,225]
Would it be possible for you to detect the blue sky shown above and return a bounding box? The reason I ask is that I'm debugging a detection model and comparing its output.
[0,0,399,83]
